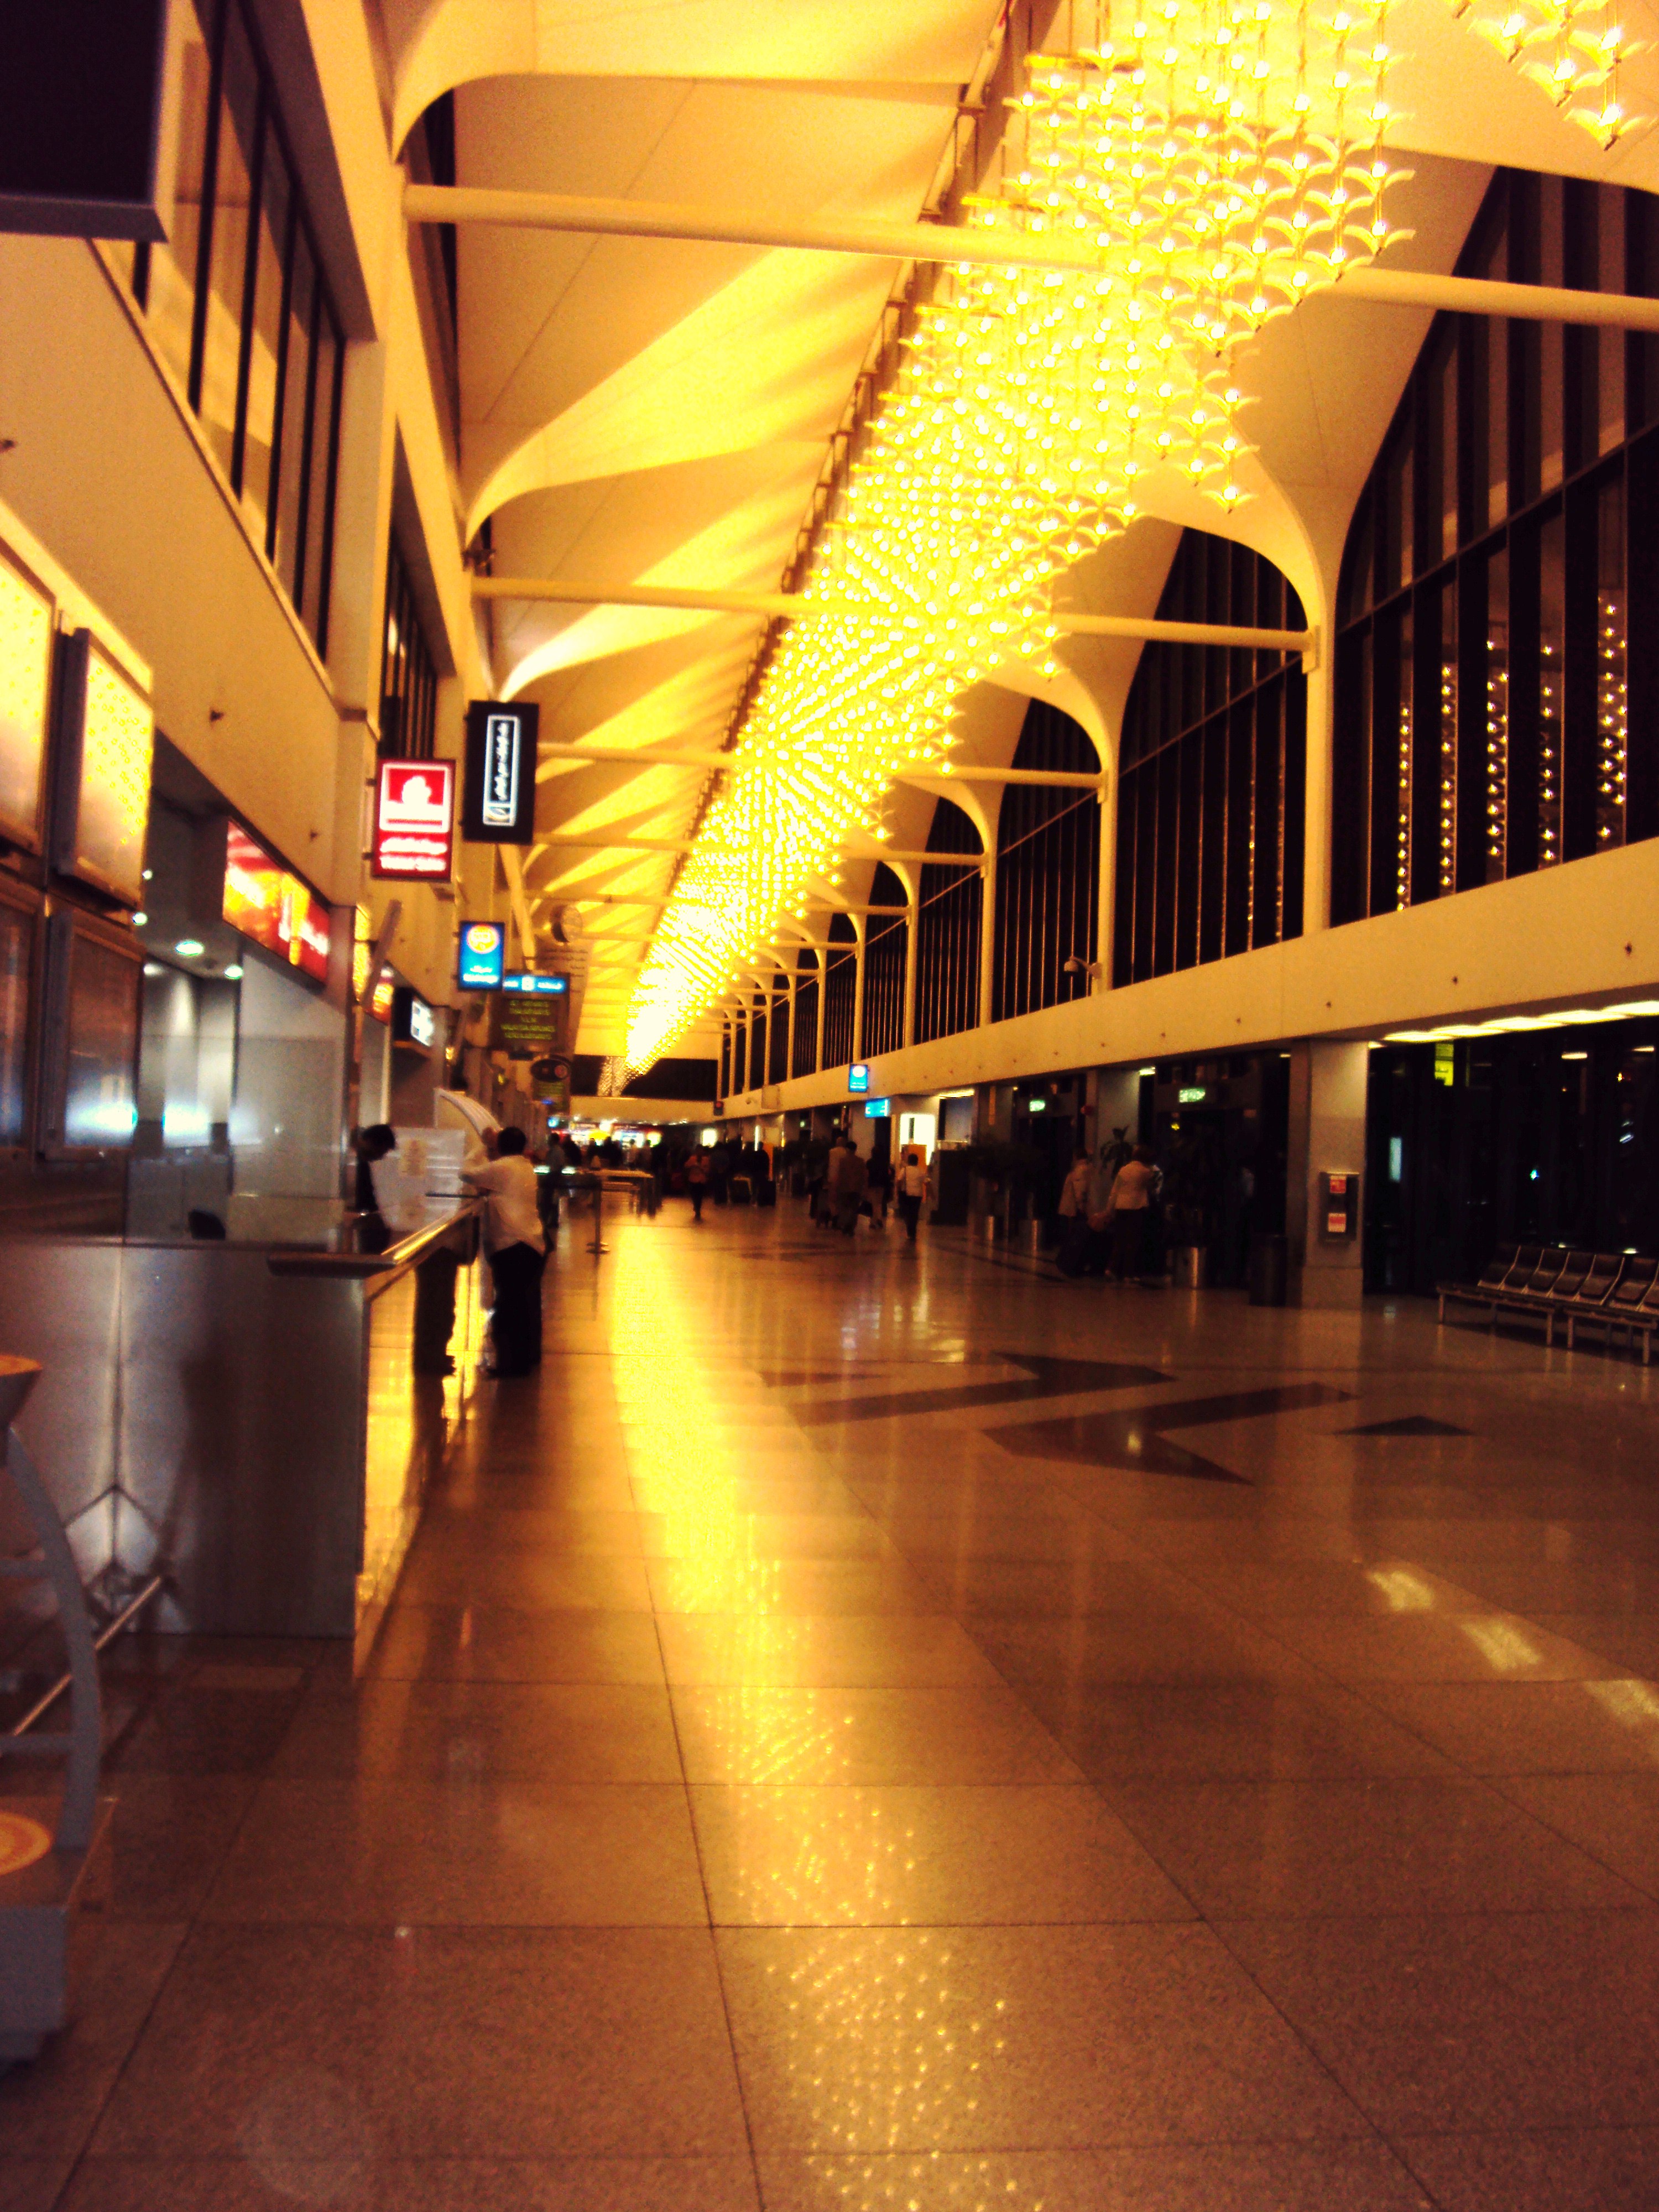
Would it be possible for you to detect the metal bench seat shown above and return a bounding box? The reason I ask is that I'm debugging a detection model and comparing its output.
[1437,1243,1520,1323]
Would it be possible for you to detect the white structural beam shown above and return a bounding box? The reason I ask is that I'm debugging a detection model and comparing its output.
[408,184,1659,331]
[539,833,981,865]
[479,575,1311,655]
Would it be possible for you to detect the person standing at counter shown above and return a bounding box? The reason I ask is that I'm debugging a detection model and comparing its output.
[464,1127,547,1376]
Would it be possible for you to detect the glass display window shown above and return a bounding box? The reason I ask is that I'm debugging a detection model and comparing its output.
[0,538,53,851]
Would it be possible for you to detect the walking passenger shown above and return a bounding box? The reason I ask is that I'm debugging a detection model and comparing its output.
[686,1145,710,1220]
[465,1126,547,1376]
[1106,1142,1159,1282]
[837,1145,868,1235]
[896,1145,928,1243]
[1056,1147,1092,1276]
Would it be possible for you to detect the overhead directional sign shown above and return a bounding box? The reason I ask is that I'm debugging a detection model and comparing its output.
[463,701,538,843]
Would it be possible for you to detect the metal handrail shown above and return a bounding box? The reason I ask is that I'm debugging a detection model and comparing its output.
[7,1573,165,1739]
[268,1198,484,1279]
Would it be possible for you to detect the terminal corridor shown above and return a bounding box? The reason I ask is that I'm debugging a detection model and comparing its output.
[11,1206,1659,2210]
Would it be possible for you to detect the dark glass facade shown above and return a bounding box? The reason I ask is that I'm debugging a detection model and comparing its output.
[991,703,1100,1021]
[127,0,345,654]
[1114,532,1306,982]
[1333,168,1659,920]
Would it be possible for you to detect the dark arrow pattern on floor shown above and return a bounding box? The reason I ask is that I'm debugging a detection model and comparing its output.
[989,1382,1354,1483]
[1340,1414,1470,1436]
[790,1352,1170,1426]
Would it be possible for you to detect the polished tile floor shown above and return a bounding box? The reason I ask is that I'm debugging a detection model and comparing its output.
[9,1198,1659,2208]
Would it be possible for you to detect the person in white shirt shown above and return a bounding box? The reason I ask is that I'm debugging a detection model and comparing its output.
[896,1146,929,1243]
[464,1126,547,1375]
[1106,1144,1160,1283]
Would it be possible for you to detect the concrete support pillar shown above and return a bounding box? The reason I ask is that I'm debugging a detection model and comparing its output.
[785,975,797,1081]
[814,954,827,1073]
[851,926,867,1065]
[1300,647,1335,935]
[1285,1038,1369,1308]
[978,844,997,1029]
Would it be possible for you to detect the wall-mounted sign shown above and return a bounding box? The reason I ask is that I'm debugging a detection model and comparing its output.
[372,758,453,880]
[0,538,52,849]
[0,0,175,242]
[1319,1170,1360,1243]
[222,823,331,982]
[501,971,567,996]
[463,701,538,843]
[530,1052,572,1115]
[369,973,394,1022]
[848,1063,870,1095]
[491,989,568,1062]
[865,1098,891,1119]
[392,985,436,1051]
[457,919,505,990]
[51,630,153,905]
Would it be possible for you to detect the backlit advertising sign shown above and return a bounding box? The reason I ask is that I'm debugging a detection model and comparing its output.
[457,919,505,990]
[222,823,331,982]
[463,701,538,843]
[372,758,454,880]
[392,986,436,1051]
[848,1063,870,1094]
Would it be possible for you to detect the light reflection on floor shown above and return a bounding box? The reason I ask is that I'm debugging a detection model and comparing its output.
[27,1198,1659,2211]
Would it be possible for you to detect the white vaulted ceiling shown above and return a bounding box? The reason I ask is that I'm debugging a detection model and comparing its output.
[380,0,1659,1057]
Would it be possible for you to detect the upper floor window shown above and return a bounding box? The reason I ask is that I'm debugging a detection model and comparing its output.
[1333,168,1659,921]
[379,536,437,760]
[128,0,345,658]
[1115,531,1306,983]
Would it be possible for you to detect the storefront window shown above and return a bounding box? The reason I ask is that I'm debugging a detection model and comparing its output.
[63,932,139,1149]
[0,902,30,1146]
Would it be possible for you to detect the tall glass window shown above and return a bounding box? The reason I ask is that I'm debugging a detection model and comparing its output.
[126,0,345,657]
[1333,166,1658,922]
[1114,532,1305,985]
[379,536,439,760]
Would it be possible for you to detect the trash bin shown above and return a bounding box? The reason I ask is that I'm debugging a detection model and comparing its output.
[1249,1233,1289,1307]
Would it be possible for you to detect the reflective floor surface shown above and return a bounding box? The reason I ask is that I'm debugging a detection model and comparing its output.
[8,1197,1659,2209]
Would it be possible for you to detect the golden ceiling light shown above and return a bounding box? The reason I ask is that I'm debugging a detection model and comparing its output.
[623,0,1401,1078]
[1448,0,1648,144]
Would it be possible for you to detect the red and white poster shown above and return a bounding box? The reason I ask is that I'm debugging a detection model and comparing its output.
[372,759,454,880]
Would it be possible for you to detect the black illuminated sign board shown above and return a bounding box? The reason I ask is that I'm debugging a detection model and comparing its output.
[463,701,538,844]
[0,0,176,241]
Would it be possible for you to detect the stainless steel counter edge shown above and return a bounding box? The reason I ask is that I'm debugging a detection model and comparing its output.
[265,1201,484,1280]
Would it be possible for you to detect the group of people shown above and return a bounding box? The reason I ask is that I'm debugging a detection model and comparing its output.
[811,1135,930,1242]
[1057,1139,1162,1281]
[353,1118,548,1379]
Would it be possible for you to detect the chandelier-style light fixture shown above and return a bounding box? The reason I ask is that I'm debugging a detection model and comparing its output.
[624,0,1401,1078]
[1448,0,1648,146]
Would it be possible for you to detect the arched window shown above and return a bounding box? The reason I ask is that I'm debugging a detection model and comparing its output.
[914,799,984,1043]
[992,701,1100,1021]
[1332,168,1659,922]
[861,863,909,1056]
[821,914,858,1069]
[1114,530,1306,985]
[791,948,819,1078]
[767,972,789,1084]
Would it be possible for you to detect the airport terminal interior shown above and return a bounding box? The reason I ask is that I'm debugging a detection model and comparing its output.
[8,0,1659,2204]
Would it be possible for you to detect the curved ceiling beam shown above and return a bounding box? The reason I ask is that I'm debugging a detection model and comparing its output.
[389,0,998,152]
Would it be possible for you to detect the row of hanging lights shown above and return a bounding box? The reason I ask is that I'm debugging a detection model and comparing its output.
[621,0,1647,1078]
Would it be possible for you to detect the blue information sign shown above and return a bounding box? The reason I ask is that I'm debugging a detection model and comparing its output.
[457,920,505,990]
[501,972,567,995]
[848,1063,870,1094]
[865,1097,890,1118]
